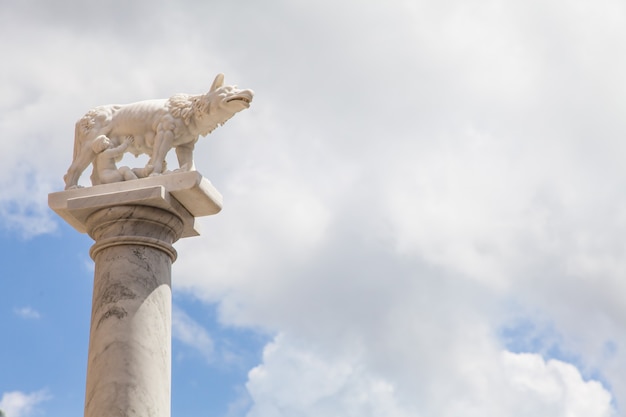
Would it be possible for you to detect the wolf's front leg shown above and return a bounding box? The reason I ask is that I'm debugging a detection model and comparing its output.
[175,143,196,172]
[150,120,176,175]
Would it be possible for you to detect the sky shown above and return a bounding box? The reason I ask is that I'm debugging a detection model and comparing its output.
[1,0,626,416]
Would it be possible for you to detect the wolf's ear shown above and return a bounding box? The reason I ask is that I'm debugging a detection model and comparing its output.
[210,73,225,92]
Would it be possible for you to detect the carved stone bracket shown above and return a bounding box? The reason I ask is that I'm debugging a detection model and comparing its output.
[49,171,222,238]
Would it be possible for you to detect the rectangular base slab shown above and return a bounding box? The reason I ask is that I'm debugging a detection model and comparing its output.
[48,171,223,238]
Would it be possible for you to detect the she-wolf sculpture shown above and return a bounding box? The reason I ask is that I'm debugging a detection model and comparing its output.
[63,73,254,189]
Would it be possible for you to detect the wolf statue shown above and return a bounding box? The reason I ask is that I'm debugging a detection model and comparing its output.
[63,73,254,189]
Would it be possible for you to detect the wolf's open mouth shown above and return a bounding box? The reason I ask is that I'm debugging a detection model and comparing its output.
[226,91,254,104]
[228,97,251,103]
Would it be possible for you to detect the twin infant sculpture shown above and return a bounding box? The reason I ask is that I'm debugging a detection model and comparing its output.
[63,73,254,190]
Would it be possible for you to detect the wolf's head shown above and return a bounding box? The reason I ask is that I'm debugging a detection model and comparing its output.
[195,73,254,135]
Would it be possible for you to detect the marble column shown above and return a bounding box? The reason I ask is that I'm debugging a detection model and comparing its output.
[49,171,222,417]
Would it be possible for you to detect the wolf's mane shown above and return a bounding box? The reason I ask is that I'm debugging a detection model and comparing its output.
[167,94,209,126]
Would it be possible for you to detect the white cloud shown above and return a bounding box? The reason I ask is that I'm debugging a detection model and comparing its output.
[169,1,626,414]
[245,335,613,417]
[0,390,50,417]
[246,334,412,417]
[13,307,41,320]
[499,351,614,417]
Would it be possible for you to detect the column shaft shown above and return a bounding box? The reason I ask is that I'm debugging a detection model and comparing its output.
[83,206,183,417]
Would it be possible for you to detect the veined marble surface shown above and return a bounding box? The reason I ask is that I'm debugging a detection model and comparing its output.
[48,171,222,237]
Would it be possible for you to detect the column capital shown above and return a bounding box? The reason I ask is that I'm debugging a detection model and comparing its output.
[48,171,222,238]
[86,205,183,262]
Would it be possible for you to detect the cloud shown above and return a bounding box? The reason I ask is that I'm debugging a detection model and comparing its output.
[500,351,613,417]
[0,390,50,417]
[244,335,613,417]
[246,334,411,417]
[13,307,41,320]
[167,1,626,415]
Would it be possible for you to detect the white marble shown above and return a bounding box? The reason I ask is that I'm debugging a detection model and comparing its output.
[49,171,222,237]
[48,173,224,417]
[63,73,254,189]
[84,205,182,417]
[92,136,154,184]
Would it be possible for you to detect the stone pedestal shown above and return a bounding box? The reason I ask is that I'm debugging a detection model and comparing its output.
[48,171,222,417]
